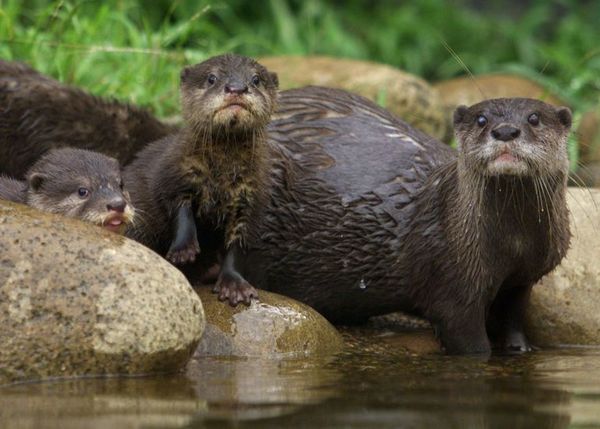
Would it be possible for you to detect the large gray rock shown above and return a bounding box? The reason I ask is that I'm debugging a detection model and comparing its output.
[526,188,600,346]
[194,287,343,358]
[0,201,205,385]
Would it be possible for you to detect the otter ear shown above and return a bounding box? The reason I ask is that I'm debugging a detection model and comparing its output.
[28,173,46,191]
[268,72,279,88]
[180,66,193,83]
[453,105,469,126]
[556,107,572,129]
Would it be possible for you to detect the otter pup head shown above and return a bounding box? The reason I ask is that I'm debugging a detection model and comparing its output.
[453,98,571,178]
[26,148,135,234]
[180,53,279,138]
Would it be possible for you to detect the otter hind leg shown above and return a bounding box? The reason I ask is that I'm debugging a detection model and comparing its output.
[166,201,201,264]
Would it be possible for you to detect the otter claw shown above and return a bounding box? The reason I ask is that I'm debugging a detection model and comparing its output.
[166,241,201,265]
[213,276,258,306]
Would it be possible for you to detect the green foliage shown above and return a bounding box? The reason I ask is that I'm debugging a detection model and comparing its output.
[0,0,598,121]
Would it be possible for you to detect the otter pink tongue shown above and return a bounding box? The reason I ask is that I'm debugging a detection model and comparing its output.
[108,218,123,226]
[495,152,517,163]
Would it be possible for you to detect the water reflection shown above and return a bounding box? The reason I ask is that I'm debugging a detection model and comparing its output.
[1,329,600,429]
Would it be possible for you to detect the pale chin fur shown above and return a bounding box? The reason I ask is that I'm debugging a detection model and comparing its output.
[478,136,532,177]
[82,204,136,228]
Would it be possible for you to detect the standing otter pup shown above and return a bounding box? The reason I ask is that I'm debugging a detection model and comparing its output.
[124,54,278,305]
[0,148,135,233]
[0,60,173,178]
[245,89,571,355]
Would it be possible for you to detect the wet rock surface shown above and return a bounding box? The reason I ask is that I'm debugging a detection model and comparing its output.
[259,55,449,140]
[526,188,600,346]
[194,287,343,358]
[0,201,205,385]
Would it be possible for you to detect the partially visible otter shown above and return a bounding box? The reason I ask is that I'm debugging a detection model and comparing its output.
[0,60,173,178]
[124,54,278,305]
[0,148,135,233]
[244,89,571,356]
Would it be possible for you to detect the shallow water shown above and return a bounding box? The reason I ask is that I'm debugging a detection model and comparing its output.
[2,329,600,429]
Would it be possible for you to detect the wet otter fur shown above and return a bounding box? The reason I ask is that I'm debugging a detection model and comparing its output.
[245,89,571,356]
[124,53,278,305]
[0,148,135,233]
[0,60,173,179]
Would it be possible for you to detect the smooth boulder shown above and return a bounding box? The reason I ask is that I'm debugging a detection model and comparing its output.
[434,73,566,108]
[194,287,343,358]
[526,188,600,346]
[0,201,205,385]
[259,55,449,141]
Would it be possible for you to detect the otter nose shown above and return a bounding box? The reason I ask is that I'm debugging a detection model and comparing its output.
[491,125,521,141]
[107,198,126,213]
[224,83,248,95]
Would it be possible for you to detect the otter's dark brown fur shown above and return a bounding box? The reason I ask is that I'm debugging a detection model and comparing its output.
[0,176,26,203]
[0,147,135,233]
[0,60,173,178]
[244,89,571,356]
[124,54,278,305]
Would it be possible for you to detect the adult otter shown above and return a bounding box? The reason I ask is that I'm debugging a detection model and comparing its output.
[124,54,278,306]
[0,148,135,233]
[0,60,173,178]
[245,88,571,356]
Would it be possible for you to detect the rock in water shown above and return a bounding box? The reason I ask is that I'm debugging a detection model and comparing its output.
[194,287,343,358]
[0,201,205,385]
[526,188,600,346]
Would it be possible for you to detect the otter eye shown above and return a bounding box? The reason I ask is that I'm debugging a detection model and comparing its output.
[78,188,90,198]
[251,75,260,86]
[207,74,217,85]
[528,113,540,126]
[476,115,488,127]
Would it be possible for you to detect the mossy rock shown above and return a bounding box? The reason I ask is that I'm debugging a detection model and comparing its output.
[434,73,566,108]
[194,287,343,358]
[259,55,449,141]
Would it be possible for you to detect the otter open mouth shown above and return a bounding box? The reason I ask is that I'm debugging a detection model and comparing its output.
[220,102,248,113]
[101,214,128,234]
[488,150,529,176]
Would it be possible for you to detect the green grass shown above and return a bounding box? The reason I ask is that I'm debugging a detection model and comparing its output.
[0,0,599,123]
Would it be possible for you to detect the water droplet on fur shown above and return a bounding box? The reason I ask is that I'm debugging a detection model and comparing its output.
[359,279,368,290]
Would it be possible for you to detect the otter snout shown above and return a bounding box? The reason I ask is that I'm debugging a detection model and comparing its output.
[491,125,521,141]
[107,197,127,213]
[225,81,249,95]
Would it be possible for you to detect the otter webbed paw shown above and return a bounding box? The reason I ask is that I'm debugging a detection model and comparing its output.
[495,330,533,354]
[166,238,200,265]
[212,271,258,306]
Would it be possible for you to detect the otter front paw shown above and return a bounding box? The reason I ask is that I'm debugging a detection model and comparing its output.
[166,238,200,265]
[497,330,533,354]
[213,273,258,306]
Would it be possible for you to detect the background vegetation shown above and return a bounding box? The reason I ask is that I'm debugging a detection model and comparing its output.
[0,0,599,120]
